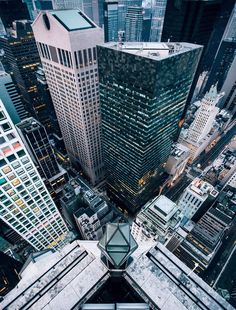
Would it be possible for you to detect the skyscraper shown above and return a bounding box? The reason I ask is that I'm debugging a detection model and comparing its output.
[204,39,236,93]
[32,10,104,185]
[162,0,235,72]
[125,6,143,42]
[35,66,61,135]
[0,99,69,251]
[0,21,41,118]
[117,0,142,32]
[0,71,28,124]
[104,0,119,42]
[97,42,202,211]
[149,0,167,42]
[16,118,67,197]
[0,0,29,29]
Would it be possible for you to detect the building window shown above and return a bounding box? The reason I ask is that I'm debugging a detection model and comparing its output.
[1,122,11,132]
[0,111,6,120]
[7,154,16,162]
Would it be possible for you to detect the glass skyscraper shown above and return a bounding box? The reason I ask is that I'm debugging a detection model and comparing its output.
[125,6,143,42]
[149,0,167,42]
[104,0,119,42]
[98,42,202,211]
[0,99,69,251]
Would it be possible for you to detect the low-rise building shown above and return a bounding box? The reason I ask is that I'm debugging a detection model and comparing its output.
[174,185,236,274]
[165,143,190,184]
[203,140,236,187]
[131,195,181,243]
[177,178,218,221]
[60,177,121,240]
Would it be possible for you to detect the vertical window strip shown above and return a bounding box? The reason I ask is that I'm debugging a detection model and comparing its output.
[88,48,92,64]
[68,52,73,69]
[74,51,78,69]
[78,50,83,68]
[58,48,63,65]
[83,49,88,67]
[93,47,97,62]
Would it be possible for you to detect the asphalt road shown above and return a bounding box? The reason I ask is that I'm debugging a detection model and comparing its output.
[161,124,236,202]
[201,218,236,288]
[193,125,236,170]
[162,173,191,202]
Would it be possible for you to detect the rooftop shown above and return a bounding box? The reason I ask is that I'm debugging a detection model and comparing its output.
[1,240,234,310]
[100,42,202,60]
[151,195,177,216]
[50,10,96,31]
[17,117,42,132]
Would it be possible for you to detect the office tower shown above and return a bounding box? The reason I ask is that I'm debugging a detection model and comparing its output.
[2,237,234,310]
[0,99,69,251]
[204,39,236,93]
[221,57,236,114]
[0,0,29,30]
[125,6,143,42]
[118,0,142,32]
[162,0,235,78]
[32,10,104,185]
[22,0,35,20]
[141,8,151,41]
[35,66,61,135]
[104,0,118,42]
[16,118,67,196]
[0,71,28,124]
[0,21,41,119]
[149,0,167,42]
[97,42,202,211]
[22,0,54,20]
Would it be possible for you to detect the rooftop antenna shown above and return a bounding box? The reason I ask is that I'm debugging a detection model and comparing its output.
[118,31,124,49]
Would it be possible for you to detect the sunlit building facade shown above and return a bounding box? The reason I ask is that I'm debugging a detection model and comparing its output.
[0,99,69,251]
[32,10,104,185]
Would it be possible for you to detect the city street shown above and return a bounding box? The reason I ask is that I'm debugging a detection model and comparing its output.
[193,125,236,170]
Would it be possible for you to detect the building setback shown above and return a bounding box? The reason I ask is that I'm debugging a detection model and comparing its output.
[97,42,202,211]
[32,10,104,185]
[0,99,69,251]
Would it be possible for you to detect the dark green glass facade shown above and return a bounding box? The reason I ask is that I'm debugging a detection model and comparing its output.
[97,44,202,211]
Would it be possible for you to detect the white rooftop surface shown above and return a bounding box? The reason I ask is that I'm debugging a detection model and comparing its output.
[101,42,202,60]
[151,195,177,216]
[1,241,108,310]
[1,240,234,310]
[125,243,234,310]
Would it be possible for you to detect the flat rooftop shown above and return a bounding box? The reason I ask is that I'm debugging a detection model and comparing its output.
[50,10,96,31]
[1,241,234,310]
[100,42,203,61]
[126,243,234,310]
[150,195,177,216]
[17,117,42,133]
